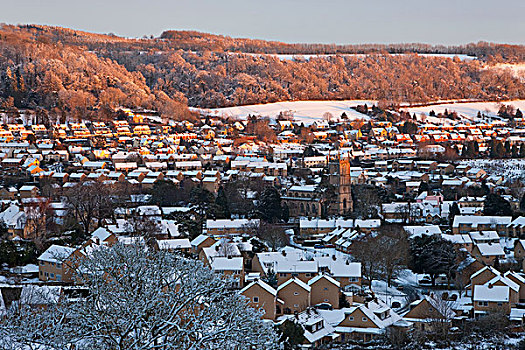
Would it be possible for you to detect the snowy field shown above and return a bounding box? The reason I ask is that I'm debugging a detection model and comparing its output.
[196,99,525,125]
[460,159,525,182]
[195,100,374,125]
[404,100,525,121]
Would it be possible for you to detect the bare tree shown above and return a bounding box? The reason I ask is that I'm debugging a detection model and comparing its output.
[243,221,289,251]
[63,181,113,238]
[124,215,162,247]
[0,243,278,350]
[323,112,334,122]
[379,225,410,287]
[352,185,381,219]
[427,293,456,339]
[23,198,52,249]
[353,224,409,287]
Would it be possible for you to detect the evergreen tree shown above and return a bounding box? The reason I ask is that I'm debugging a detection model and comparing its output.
[483,193,513,216]
[495,141,506,158]
[281,202,290,223]
[448,202,460,225]
[190,186,216,218]
[214,186,231,219]
[278,320,305,350]
[472,141,479,155]
[489,139,496,158]
[256,187,285,224]
[262,268,278,288]
[418,182,429,194]
[461,142,470,158]
[504,141,511,156]
[151,180,182,207]
[0,240,18,266]
[516,108,523,118]
[520,145,525,158]
[409,235,457,287]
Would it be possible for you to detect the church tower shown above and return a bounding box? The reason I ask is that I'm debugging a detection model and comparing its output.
[328,156,353,215]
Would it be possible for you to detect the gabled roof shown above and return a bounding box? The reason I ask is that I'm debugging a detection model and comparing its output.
[277,277,311,293]
[474,242,505,257]
[239,279,277,296]
[473,285,509,302]
[504,271,525,285]
[91,227,112,242]
[275,260,317,274]
[470,265,500,280]
[191,234,212,247]
[210,256,243,271]
[38,245,76,263]
[486,275,520,292]
[452,215,512,228]
[308,274,340,288]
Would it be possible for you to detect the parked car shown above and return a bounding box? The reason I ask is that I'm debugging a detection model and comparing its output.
[314,303,333,310]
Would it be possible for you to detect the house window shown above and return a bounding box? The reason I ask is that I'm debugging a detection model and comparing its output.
[362,317,367,322]
[305,273,311,277]
[50,273,55,278]
[40,261,45,266]
[323,287,328,291]
[57,263,62,269]
[279,273,287,277]
[498,302,503,306]
[56,275,61,281]
[253,296,259,303]
[348,316,354,321]
[294,292,299,296]
[324,299,329,302]
[291,273,298,277]
[478,301,488,307]
[294,304,299,308]
[39,271,42,276]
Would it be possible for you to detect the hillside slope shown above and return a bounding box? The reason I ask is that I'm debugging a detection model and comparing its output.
[0,25,193,121]
[0,24,524,114]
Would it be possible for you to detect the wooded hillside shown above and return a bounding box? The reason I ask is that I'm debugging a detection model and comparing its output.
[1,24,524,116]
